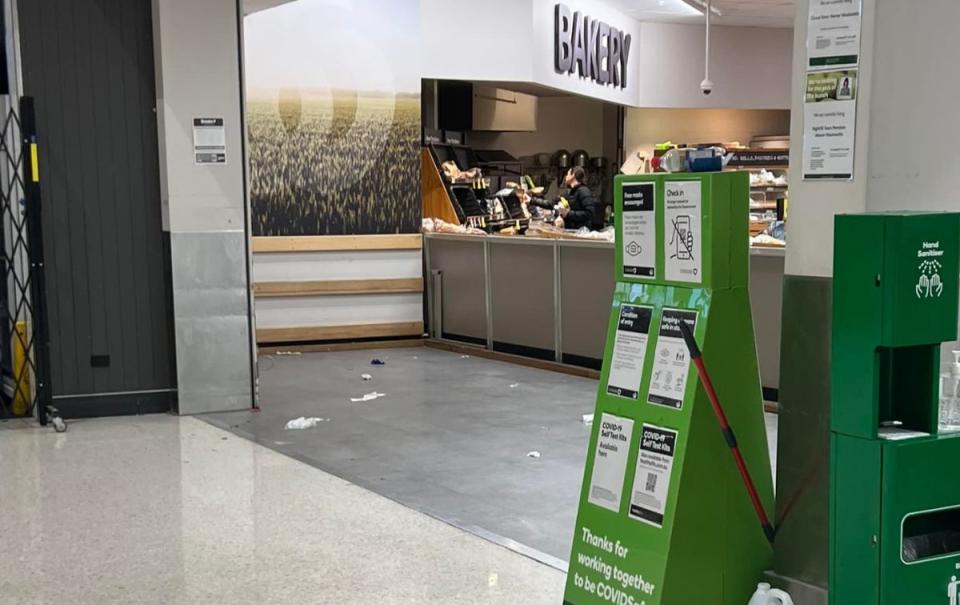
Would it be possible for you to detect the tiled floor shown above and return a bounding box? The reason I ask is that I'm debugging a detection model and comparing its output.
[0,415,565,605]
[205,347,779,566]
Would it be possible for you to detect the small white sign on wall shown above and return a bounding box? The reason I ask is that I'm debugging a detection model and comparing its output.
[193,118,226,165]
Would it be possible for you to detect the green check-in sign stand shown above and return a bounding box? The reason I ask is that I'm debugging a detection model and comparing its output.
[564,172,774,605]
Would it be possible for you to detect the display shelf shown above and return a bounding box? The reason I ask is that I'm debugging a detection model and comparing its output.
[732,165,790,171]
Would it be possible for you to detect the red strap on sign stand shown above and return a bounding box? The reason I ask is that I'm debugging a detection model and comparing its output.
[677,320,776,545]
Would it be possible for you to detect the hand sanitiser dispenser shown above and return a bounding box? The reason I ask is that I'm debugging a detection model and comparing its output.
[831,213,960,604]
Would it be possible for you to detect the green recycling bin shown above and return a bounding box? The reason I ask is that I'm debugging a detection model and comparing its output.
[831,213,960,605]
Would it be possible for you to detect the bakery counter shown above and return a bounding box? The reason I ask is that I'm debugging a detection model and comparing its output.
[425,233,614,369]
[424,233,784,395]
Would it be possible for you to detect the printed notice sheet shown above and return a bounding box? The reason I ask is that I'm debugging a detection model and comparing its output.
[588,414,635,513]
[647,309,698,410]
[629,424,678,528]
[606,305,653,400]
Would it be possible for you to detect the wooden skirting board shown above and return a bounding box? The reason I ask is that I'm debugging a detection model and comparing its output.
[259,338,425,355]
[252,234,422,253]
[425,339,601,380]
[426,340,781,413]
[254,278,423,298]
[256,321,424,344]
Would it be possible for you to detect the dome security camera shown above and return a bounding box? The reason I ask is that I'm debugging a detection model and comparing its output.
[700,78,714,96]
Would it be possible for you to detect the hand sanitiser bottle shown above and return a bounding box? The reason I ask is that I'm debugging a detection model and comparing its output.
[939,351,960,432]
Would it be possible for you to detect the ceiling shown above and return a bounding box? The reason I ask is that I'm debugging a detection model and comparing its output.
[243,0,795,27]
[243,0,295,15]
[609,0,795,28]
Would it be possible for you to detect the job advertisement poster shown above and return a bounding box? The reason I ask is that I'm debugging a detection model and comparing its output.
[587,414,635,513]
[807,0,862,69]
[606,305,653,400]
[629,424,678,528]
[663,181,702,284]
[647,309,698,410]
[622,182,656,279]
[803,70,858,180]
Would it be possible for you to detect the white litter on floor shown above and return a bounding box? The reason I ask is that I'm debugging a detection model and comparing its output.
[284,417,329,430]
[460,355,471,359]
[582,414,594,426]
[526,451,542,459]
[509,383,520,389]
[350,391,386,403]
[361,373,373,381]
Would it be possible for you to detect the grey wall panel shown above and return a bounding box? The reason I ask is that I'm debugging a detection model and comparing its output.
[171,231,249,414]
[489,241,555,355]
[559,245,614,363]
[18,0,176,412]
[773,275,832,589]
[429,238,486,342]
[749,253,785,392]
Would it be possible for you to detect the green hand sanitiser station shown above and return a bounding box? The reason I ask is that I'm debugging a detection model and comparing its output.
[564,172,774,605]
[831,213,960,605]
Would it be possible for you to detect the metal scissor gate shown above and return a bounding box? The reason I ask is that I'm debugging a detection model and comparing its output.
[0,96,58,430]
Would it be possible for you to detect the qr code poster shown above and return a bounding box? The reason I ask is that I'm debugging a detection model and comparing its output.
[629,424,678,528]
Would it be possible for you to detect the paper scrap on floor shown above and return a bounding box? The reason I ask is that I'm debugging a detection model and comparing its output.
[284,417,329,430]
[582,413,594,425]
[351,391,386,403]
[526,451,542,459]
[361,373,372,381]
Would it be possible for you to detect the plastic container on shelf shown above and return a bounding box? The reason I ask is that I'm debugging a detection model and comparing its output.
[657,148,689,172]
[747,583,794,605]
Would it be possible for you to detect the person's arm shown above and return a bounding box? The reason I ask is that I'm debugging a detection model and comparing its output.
[527,196,554,210]
[565,187,597,229]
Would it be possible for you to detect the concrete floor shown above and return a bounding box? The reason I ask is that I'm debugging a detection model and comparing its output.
[0,415,565,605]
[205,347,779,567]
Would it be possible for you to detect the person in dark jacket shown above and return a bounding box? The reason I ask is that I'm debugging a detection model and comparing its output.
[559,167,597,230]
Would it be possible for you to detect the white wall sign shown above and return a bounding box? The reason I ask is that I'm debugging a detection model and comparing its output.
[588,414,635,513]
[629,423,678,528]
[606,304,653,400]
[807,0,862,70]
[663,181,702,283]
[622,182,656,279]
[647,309,698,411]
[193,118,227,165]
[802,70,857,180]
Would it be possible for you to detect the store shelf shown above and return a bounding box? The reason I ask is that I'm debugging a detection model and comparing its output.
[732,165,790,171]
[750,185,788,191]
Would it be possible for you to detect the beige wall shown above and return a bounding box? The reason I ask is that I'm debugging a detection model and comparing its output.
[468,95,607,159]
[624,108,791,165]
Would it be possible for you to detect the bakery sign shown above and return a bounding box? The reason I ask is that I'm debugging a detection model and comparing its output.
[554,3,633,89]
